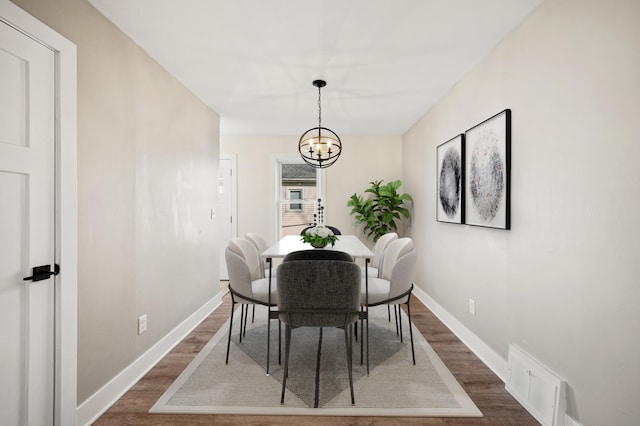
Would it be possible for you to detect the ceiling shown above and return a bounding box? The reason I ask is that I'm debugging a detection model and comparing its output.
[89,0,540,136]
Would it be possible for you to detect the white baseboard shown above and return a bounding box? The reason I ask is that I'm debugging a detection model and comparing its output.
[564,414,583,426]
[76,291,225,426]
[411,286,509,381]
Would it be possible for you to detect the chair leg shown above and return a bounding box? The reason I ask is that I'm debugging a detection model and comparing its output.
[225,301,236,364]
[344,325,355,405]
[239,305,245,342]
[266,307,272,375]
[398,305,404,343]
[357,308,370,374]
[280,324,292,404]
[278,320,282,365]
[394,305,400,336]
[366,308,370,375]
[406,301,416,365]
[312,328,325,408]
[354,315,358,342]
[387,305,391,321]
[242,304,249,338]
[359,308,363,364]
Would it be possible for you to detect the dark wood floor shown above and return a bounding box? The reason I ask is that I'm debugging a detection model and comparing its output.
[94,286,538,425]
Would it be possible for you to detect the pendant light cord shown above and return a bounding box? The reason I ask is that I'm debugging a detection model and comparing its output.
[318,85,322,129]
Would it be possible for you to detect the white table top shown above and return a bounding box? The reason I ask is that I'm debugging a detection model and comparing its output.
[262,234,373,259]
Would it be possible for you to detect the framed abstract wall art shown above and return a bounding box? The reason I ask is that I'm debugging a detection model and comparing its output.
[464,109,511,229]
[436,134,464,224]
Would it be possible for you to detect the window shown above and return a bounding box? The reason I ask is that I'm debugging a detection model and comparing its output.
[289,189,303,211]
[272,155,325,240]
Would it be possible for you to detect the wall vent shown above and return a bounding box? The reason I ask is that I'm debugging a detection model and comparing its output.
[506,344,566,426]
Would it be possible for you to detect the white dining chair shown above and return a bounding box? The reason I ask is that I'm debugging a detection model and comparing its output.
[245,232,272,278]
[362,232,398,278]
[361,237,417,364]
[244,233,275,324]
[225,238,279,373]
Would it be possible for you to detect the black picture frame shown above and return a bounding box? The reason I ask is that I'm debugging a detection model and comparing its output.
[464,109,511,230]
[436,134,465,224]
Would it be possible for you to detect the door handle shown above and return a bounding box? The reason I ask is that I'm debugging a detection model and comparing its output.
[23,264,60,282]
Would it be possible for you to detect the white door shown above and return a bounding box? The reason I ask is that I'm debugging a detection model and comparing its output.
[218,155,236,280]
[0,20,56,426]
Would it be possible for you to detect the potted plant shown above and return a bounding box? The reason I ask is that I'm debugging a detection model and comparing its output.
[347,179,413,242]
[300,225,338,248]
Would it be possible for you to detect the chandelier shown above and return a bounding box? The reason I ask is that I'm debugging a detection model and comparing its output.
[298,80,342,168]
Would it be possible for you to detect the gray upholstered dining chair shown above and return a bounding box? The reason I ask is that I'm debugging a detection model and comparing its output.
[224,238,278,371]
[277,249,361,406]
[325,225,342,235]
[362,237,417,364]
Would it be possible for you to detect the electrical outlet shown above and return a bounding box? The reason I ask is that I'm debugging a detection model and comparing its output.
[469,299,476,316]
[138,314,148,335]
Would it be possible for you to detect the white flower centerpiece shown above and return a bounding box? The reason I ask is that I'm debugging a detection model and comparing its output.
[301,225,338,248]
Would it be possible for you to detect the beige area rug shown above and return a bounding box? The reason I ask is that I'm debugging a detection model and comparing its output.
[150,304,482,417]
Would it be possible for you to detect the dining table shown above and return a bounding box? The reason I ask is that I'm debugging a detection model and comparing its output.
[261,234,374,375]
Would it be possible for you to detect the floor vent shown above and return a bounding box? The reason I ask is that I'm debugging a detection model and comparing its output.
[506,344,566,426]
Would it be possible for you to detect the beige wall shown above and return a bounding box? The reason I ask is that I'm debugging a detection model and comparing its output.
[403,0,640,424]
[11,0,221,403]
[221,135,404,247]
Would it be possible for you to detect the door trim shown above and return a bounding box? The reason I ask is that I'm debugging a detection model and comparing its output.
[0,2,78,425]
[220,153,237,240]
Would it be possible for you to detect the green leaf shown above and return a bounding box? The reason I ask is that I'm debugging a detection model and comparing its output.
[347,178,412,242]
[397,207,410,218]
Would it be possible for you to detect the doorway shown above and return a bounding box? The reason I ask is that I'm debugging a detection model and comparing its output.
[0,2,77,424]
[218,154,237,280]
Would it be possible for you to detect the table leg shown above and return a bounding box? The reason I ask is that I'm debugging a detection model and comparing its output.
[365,257,370,375]
[266,257,272,376]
